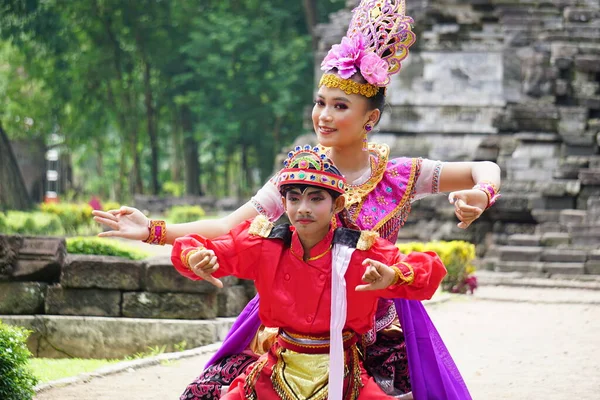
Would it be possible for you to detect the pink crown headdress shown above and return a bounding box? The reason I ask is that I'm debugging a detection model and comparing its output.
[277,145,346,195]
[319,0,416,97]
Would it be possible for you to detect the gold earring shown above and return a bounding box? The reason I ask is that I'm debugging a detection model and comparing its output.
[363,122,372,151]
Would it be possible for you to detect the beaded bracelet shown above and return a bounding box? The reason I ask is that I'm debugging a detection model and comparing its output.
[472,181,501,209]
[143,220,167,245]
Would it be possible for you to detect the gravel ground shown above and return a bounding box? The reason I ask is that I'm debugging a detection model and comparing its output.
[34,286,600,400]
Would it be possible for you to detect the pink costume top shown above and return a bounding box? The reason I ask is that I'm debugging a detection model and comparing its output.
[251,143,443,240]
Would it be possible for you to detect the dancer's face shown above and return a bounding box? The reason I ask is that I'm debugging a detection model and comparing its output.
[312,85,378,149]
[283,187,344,241]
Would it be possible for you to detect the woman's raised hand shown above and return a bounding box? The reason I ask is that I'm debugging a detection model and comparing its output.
[448,189,488,229]
[92,206,150,240]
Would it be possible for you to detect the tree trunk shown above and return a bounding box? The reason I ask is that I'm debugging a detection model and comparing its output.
[171,106,183,182]
[144,61,160,195]
[0,123,32,210]
[181,106,201,195]
[302,0,318,50]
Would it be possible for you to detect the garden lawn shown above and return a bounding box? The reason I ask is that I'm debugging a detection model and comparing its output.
[28,358,121,383]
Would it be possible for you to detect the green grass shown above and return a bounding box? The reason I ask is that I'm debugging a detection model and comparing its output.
[28,358,121,383]
[27,342,187,384]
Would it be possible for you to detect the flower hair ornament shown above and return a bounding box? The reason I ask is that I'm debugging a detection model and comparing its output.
[277,145,346,195]
[320,0,416,97]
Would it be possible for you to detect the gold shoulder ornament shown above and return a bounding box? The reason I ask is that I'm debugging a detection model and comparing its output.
[357,230,379,250]
[248,215,274,238]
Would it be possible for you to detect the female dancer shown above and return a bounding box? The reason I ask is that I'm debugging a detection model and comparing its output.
[93,1,500,398]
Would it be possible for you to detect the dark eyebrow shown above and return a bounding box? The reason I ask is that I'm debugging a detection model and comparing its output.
[316,94,351,103]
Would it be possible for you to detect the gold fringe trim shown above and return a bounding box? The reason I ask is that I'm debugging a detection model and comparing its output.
[243,357,268,400]
[357,230,379,251]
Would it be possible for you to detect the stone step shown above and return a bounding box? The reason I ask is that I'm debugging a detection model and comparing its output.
[579,168,600,185]
[541,248,588,263]
[494,261,545,274]
[540,232,572,247]
[559,209,588,227]
[475,270,600,291]
[489,259,587,275]
[498,246,543,262]
[535,223,567,234]
[531,209,561,223]
[585,260,600,275]
[544,262,586,275]
[571,231,600,246]
[506,234,542,246]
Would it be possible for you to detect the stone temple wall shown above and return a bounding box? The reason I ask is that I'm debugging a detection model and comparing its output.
[0,235,250,357]
[314,1,600,271]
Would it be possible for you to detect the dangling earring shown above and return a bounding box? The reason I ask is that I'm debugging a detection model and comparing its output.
[363,122,372,151]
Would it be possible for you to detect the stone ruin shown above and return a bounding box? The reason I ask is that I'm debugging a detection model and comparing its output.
[0,235,247,357]
[314,0,600,278]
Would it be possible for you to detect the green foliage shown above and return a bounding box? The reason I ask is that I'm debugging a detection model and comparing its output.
[0,211,63,235]
[0,322,38,400]
[66,237,150,260]
[168,205,206,224]
[1,0,345,201]
[40,203,94,234]
[162,181,185,197]
[397,241,476,293]
[0,212,7,232]
[102,202,121,212]
[124,344,167,361]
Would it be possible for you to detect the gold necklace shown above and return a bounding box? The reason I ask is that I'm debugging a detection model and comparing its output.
[290,243,333,262]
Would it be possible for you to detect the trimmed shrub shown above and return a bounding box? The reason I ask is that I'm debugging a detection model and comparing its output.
[397,240,477,293]
[1,211,63,236]
[168,205,206,224]
[66,237,150,260]
[0,212,7,232]
[0,321,38,400]
[162,181,185,197]
[40,203,94,234]
[102,201,121,212]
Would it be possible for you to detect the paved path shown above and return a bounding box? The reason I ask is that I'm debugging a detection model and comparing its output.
[34,286,600,399]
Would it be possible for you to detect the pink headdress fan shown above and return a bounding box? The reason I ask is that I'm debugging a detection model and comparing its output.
[321,0,416,91]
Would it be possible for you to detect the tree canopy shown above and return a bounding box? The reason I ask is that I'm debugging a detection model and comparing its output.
[0,0,345,203]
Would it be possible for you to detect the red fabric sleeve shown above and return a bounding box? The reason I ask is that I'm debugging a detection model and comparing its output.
[366,238,447,300]
[170,219,264,281]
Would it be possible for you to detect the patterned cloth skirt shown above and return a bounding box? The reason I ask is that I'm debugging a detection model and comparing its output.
[180,327,411,400]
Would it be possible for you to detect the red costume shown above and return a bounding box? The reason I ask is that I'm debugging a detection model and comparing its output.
[172,216,446,400]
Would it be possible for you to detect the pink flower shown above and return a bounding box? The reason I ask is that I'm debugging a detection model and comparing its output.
[321,34,366,79]
[359,53,388,85]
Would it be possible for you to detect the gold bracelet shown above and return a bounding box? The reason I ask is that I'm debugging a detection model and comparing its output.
[389,265,402,286]
[397,261,415,285]
[180,247,203,270]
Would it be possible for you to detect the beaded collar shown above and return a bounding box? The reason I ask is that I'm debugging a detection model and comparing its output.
[318,142,390,208]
